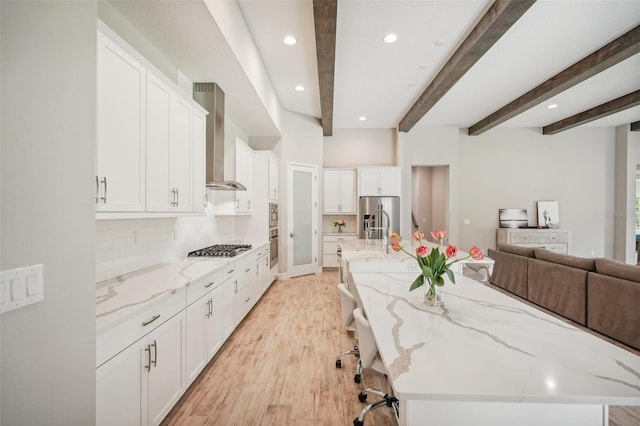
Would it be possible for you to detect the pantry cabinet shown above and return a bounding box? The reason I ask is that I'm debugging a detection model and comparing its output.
[95,28,146,212]
[323,169,357,214]
[358,167,401,197]
[268,155,279,202]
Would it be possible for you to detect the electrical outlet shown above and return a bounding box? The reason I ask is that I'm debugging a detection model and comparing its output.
[0,264,44,314]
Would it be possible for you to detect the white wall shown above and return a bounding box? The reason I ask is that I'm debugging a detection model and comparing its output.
[1,2,97,424]
[323,128,396,167]
[397,126,617,258]
[457,127,615,258]
[613,125,640,263]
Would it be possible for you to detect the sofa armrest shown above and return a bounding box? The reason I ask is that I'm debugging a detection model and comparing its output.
[488,248,528,298]
[588,273,640,351]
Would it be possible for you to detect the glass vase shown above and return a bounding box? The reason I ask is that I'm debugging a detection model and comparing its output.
[424,277,442,307]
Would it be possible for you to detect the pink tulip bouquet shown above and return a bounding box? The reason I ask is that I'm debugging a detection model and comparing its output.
[392,230,484,305]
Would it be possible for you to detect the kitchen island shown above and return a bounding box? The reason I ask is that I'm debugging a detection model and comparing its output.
[338,237,494,283]
[350,271,640,426]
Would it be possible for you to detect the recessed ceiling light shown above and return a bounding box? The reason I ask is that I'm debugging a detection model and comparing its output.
[295,85,304,91]
[547,104,558,109]
[383,33,397,44]
[283,35,297,45]
[359,116,367,121]
[434,39,447,46]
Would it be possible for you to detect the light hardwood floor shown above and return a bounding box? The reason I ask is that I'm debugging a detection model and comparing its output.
[162,270,639,426]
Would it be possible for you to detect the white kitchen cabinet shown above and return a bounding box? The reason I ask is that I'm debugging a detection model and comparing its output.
[358,167,401,196]
[96,311,186,426]
[96,23,206,218]
[268,155,279,202]
[96,28,146,212]
[323,169,357,214]
[213,137,254,215]
[192,110,207,212]
[185,266,233,386]
[323,235,357,267]
[146,73,193,213]
[235,139,254,213]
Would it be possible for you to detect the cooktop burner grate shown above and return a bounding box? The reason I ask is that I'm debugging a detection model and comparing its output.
[188,244,252,258]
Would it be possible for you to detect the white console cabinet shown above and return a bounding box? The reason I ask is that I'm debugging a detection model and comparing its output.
[497,228,570,254]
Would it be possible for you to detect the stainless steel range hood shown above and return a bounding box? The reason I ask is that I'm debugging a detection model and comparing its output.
[193,82,246,191]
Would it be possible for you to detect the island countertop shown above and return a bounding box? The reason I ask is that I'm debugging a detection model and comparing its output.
[350,271,640,406]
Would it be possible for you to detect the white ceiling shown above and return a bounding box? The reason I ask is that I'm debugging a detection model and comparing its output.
[111,0,640,136]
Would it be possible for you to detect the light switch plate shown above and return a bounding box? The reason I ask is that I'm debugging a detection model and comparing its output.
[0,264,44,314]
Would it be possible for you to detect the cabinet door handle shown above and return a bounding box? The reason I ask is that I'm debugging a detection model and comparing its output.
[245,268,250,272]
[95,176,99,204]
[205,281,215,288]
[206,299,212,318]
[209,298,213,317]
[151,340,157,367]
[100,177,107,203]
[248,200,251,210]
[236,199,240,209]
[227,269,235,274]
[176,188,179,206]
[142,314,160,327]
[144,344,151,372]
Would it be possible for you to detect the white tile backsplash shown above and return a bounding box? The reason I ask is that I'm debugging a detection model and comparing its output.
[95,210,238,283]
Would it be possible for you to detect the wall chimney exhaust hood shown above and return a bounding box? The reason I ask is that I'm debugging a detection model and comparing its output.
[193,82,246,191]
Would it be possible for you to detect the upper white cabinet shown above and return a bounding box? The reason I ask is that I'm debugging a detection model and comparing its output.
[323,169,357,214]
[146,73,195,213]
[96,23,205,218]
[192,110,207,212]
[358,167,401,196]
[268,155,279,202]
[96,29,146,212]
[213,137,254,215]
[235,138,254,213]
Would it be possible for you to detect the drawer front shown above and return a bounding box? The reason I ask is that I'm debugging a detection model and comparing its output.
[539,232,568,244]
[323,241,339,255]
[509,232,540,244]
[97,286,186,368]
[538,243,568,254]
[186,265,228,305]
[324,254,338,267]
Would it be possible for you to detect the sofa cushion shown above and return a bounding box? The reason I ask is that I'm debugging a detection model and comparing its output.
[527,258,587,325]
[533,249,595,272]
[594,258,640,283]
[497,244,535,258]
[588,273,640,351]
[488,248,528,298]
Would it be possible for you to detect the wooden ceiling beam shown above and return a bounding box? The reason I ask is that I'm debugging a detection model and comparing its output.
[313,0,337,137]
[470,24,640,135]
[631,121,640,131]
[542,91,640,135]
[398,0,536,133]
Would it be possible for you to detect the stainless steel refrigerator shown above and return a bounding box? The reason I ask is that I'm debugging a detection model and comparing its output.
[358,196,400,239]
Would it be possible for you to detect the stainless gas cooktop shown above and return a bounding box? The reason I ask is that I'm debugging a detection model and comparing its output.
[187,244,252,258]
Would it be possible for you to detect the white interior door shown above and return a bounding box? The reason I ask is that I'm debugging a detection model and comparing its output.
[287,163,318,278]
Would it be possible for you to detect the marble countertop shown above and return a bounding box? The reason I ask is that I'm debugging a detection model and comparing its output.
[351,271,640,405]
[339,238,494,265]
[96,243,268,331]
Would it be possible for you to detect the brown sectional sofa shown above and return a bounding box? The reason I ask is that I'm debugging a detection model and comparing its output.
[488,244,640,351]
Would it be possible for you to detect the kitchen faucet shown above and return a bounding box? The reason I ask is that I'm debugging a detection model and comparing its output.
[370,208,391,254]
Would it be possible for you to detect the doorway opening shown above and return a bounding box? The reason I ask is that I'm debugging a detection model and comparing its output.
[411,165,449,239]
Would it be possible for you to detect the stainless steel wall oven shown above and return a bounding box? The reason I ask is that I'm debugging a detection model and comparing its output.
[269,203,278,269]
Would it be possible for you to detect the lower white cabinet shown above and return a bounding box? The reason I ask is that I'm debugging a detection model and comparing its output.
[96,311,186,426]
[323,235,357,267]
[185,277,235,386]
[97,247,272,425]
